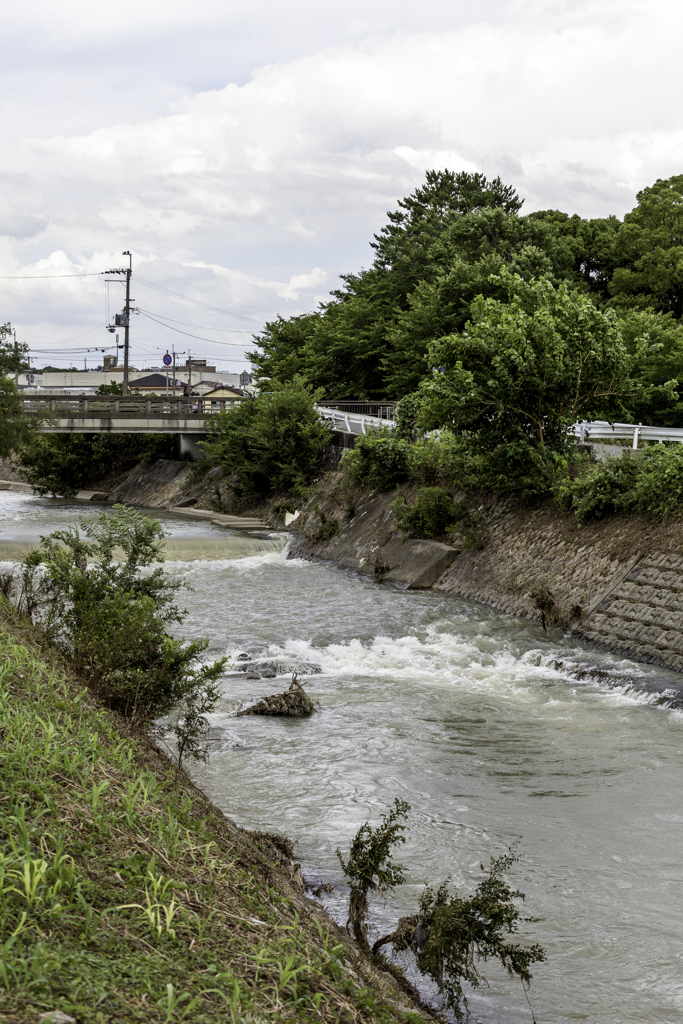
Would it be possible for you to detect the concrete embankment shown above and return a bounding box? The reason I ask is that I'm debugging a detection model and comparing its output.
[286,475,683,674]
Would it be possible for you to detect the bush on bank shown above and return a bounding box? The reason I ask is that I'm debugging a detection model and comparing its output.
[0,605,418,1024]
[3,505,225,764]
[558,444,683,524]
[15,432,175,497]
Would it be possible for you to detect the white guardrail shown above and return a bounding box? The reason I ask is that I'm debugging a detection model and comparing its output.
[316,406,397,434]
[572,421,683,448]
[318,408,683,450]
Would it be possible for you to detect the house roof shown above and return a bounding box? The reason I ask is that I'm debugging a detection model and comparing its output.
[132,373,176,389]
[202,385,245,398]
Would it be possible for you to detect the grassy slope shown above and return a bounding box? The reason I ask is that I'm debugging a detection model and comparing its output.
[0,601,422,1024]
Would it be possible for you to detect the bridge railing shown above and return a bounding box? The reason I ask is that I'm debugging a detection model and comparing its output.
[20,396,241,417]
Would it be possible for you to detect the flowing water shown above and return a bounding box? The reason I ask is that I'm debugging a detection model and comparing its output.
[2,493,683,1023]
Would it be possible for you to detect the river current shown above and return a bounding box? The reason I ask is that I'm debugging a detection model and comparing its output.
[2,492,683,1023]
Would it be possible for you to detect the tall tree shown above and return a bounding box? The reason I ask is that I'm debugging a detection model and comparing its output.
[250,171,528,398]
[416,271,660,494]
[0,323,34,458]
[609,174,683,317]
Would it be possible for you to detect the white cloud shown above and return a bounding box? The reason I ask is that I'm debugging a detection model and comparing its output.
[1,0,682,366]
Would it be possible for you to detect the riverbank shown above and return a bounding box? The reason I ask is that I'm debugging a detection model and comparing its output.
[15,451,683,675]
[0,599,423,1024]
[282,472,683,675]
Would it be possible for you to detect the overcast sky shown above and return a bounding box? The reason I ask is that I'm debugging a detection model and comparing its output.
[1,0,680,371]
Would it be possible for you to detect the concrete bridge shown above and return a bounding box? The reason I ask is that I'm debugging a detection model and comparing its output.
[20,396,398,457]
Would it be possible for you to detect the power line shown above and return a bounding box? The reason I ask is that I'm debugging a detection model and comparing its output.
[142,261,279,316]
[0,272,103,279]
[137,308,254,333]
[134,275,264,324]
[138,310,257,347]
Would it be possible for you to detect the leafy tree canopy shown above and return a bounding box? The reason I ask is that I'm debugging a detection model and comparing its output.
[0,322,35,458]
[609,174,683,318]
[200,377,331,497]
[416,270,668,494]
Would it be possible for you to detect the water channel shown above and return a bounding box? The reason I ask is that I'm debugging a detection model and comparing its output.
[1,491,683,1023]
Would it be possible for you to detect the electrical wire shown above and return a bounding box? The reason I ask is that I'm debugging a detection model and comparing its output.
[134,275,263,324]
[0,272,104,279]
[138,310,256,347]
[137,308,254,333]
[142,261,279,316]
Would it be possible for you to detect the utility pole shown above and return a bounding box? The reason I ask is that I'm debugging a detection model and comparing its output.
[122,250,132,396]
[172,346,176,397]
[13,330,19,388]
[188,350,192,395]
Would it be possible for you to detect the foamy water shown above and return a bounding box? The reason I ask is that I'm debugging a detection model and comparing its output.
[3,492,683,1022]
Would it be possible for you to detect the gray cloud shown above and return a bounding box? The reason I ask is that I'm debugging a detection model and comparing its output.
[0,0,680,368]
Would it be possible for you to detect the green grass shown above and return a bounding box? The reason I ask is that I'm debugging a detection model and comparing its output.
[0,600,422,1024]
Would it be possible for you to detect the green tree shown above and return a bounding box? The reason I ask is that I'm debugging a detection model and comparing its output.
[249,171,528,399]
[609,174,683,317]
[201,377,331,497]
[417,270,660,494]
[16,432,175,497]
[619,309,683,425]
[0,323,35,457]
[95,380,141,395]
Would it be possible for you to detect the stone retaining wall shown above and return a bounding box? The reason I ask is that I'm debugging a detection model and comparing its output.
[288,476,683,673]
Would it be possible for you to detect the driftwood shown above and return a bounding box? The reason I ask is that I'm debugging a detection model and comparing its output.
[236,674,317,718]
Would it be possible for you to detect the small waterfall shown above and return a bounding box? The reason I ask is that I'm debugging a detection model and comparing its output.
[0,533,288,563]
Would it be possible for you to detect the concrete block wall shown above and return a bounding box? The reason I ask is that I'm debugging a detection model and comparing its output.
[583,554,683,671]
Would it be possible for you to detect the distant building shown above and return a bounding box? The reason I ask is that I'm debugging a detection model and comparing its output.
[187,380,230,397]
[182,359,216,373]
[239,371,252,387]
[129,373,178,393]
[202,385,247,412]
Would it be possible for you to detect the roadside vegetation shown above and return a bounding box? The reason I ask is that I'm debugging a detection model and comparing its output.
[237,169,683,533]
[15,433,175,498]
[199,377,331,499]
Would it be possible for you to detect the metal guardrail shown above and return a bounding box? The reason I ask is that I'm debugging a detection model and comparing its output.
[319,401,395,419]
[572,420,683,448]
[20,396,683,449]
[316,406,397,435]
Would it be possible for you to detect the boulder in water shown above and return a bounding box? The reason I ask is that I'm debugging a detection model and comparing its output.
[236,675,317,718]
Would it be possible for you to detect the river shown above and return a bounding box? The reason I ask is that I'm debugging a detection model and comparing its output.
[2,491,682,1023]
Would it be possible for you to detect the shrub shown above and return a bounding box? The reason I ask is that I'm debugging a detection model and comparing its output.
[336,799,410,951]
[339,801,546,1022]
[8,506,225,744]
[201,377,331,497]
[632,444,683,518]
[342,431,412,490]
[556,453,641,524]
[384,852,546,1022]
[393,486,489,547]
[393,487,458,538]
[16,432,175,497]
